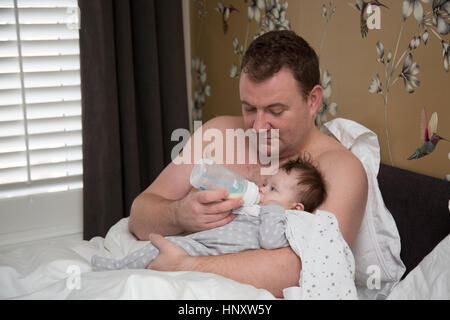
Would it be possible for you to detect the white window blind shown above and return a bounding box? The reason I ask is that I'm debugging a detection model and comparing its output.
[0,0,83,199]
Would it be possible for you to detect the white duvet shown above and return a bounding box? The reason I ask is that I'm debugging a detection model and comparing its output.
[1,216,449,300]
[387,235,450,300]
[0,209,357,300]
[0,218,275,300]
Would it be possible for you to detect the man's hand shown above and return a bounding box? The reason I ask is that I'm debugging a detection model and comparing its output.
[146,233,196,272]
[175,188,243,233]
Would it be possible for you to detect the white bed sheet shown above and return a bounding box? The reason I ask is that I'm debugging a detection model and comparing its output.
[2,215,448,300]
[0,218,275,300]
[387,234,450,300]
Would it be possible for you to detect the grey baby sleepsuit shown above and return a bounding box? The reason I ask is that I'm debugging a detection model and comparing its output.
[91,205,289,271]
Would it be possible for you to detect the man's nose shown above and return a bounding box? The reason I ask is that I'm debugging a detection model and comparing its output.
[253,110,271,132]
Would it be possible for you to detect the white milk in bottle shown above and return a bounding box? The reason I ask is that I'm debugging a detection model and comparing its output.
[190,158,262,206]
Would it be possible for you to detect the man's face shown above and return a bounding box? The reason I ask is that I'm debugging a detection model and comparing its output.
[239,67,315,159]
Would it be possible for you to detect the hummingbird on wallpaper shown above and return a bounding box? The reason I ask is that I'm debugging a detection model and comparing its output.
[216,3,239,35]
[407,107,448,160]
[349,0,389,38]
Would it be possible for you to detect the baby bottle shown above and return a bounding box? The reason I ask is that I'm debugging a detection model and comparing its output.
[190,158,262,206]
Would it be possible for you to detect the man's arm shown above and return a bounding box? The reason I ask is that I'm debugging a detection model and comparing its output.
[129,116,244,239]
[129,161,242,239]
[148,233,301,298]
[129,160,192,238]
[184,248,301,298]
[128,169,188,238]
[316,150,369,247]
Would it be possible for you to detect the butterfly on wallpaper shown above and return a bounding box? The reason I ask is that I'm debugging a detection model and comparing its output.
[407,107,448,160]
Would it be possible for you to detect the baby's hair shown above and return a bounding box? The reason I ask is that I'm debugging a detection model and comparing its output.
[281,153,327,213]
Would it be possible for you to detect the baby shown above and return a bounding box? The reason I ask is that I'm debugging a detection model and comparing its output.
[91,154,327,271]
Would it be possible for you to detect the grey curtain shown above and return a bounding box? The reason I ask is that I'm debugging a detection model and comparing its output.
[78,0,189,239]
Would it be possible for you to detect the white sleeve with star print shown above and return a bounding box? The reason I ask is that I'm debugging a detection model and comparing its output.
[283,209,358,300]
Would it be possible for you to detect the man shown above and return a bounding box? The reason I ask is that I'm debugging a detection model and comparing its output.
[128,30,368,298]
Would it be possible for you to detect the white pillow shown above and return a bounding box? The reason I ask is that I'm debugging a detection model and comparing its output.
[386,234,450,299]
[322,118,406,300]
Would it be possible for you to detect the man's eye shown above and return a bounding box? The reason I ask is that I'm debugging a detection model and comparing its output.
[244,107,256,113]
[271,186,276,191]
[268,108,284,116]
[270,110,283,116]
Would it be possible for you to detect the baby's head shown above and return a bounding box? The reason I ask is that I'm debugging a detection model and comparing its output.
[259,154,327,212]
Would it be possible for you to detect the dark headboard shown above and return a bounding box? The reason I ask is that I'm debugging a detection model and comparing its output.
[377,164,450,278]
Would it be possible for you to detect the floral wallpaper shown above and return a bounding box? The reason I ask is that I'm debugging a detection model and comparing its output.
[188,0,450,180]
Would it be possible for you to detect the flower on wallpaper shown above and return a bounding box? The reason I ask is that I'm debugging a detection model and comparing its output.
[315,1,338,128]
[315,70,338,126]
[443,40,450,71]
[322,2,336,18]
[402,0,431,24]
[399,53,421,93]
[191,0,209,123]
[230,63,239,78]
[192,56,211,121]
[423,29,429,43]
[365,1,449,166]
[215,2,239,35]
[376,40,385,63]
[233,36,244,55]
[245,0,265,24]
[229,0,290,79]
[368,73,383,94]
[408,35,422,50]
[246,0,291,37]
[406,0,450,72]
[375,40,392,64]
[193,0,208,20]
[432,0,450,35]
[264,0,290,31]
[398,0,450,75]
[229,37,244,78]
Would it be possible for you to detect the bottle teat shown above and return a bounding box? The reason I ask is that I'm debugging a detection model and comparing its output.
[241,181,261,206]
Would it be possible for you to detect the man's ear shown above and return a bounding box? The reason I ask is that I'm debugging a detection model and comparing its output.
[307,84,323,116]
[293,202,304,211]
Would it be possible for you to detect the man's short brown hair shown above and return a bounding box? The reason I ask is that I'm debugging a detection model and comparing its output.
[281,153,327,213]
[241,30,320,99]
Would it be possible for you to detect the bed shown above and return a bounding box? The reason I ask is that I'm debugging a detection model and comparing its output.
[378,164,450,299]
[0,120,449,300]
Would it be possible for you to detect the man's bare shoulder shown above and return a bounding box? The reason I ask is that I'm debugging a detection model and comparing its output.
[317,146,367,185]
[313,132,365,175]
[313,131,368,207]
[202,115,244,131]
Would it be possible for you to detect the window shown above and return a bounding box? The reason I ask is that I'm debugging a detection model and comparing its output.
[0,0,83,246]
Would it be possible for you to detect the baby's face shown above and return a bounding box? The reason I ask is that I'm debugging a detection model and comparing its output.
[259,170,303,210]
